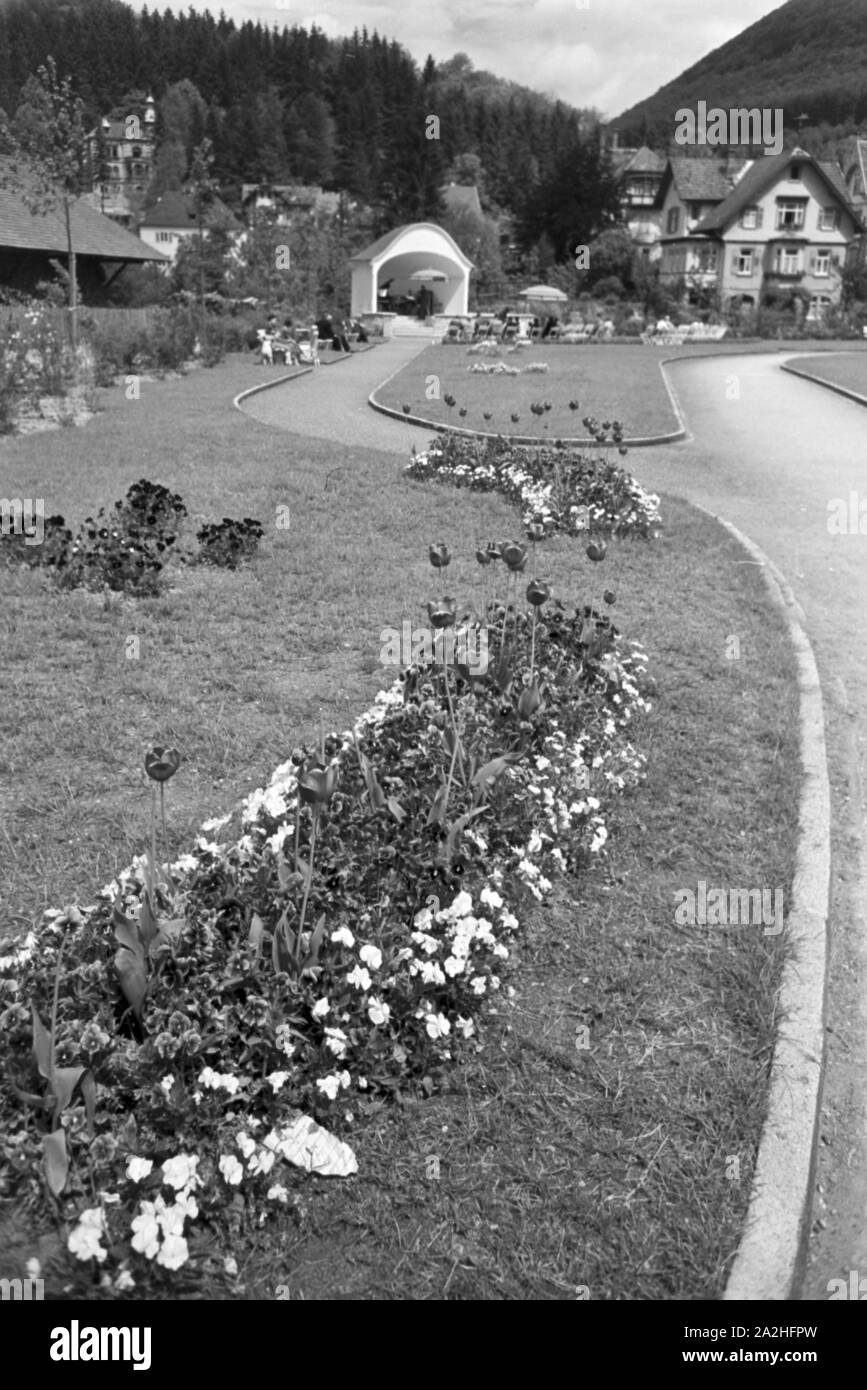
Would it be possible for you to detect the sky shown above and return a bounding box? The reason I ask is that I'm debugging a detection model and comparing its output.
[160,0,788,118]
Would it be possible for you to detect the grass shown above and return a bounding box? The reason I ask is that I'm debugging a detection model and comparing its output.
[784,350,867,400]
[372,339,867,443]
[0,356,800,1298]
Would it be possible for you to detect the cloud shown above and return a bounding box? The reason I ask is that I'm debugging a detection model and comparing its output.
[176,0,785,116]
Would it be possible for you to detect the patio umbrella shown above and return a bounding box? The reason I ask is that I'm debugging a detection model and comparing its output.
[517,285,568,302]
[408,268,448,281]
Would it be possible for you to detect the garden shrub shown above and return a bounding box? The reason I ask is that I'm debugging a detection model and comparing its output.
[195,517,264,568]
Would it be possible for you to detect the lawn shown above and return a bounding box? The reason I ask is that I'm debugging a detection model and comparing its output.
[0,356,800,1299]
[372,339,867,444]
[783,350,867,401]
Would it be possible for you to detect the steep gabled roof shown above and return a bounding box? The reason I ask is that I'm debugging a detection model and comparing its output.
[694,149,864,234]
[140,190,240,230]
[0,161,167,261]
[660,156,741,205]
[620,145,666,176]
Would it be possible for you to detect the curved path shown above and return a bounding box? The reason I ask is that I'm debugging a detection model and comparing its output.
[243,344,867,1302]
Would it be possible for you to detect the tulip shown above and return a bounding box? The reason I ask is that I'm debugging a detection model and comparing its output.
[586,541,607,562]
[443,393,456,407]
[526,522,545,543]
[401,403,411,415]
[517,681,542,720]
[486,541,502,561]
[459,407,468,418]
[603,589,616,605]
[483,411,492,422]
[429,542,451,569]
[427,597,457,630]
[526,579,550,607]
[298,762,339,809]
[568,399,580,411]
[475,548,491,566]
[510,412,520,423]
[501,541,527,572]
[144,746,181,783]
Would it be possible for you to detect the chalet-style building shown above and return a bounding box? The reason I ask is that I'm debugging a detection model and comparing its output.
[138,191,242,265]
[85,97,156,229]
[655,148,864,318]
[612,145,667,256]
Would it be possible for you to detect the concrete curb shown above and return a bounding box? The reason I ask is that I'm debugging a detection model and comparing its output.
[692,510,832,1301]
[779,356,867,410]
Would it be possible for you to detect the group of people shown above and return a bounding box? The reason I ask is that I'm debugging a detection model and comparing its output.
[251,311,369,363]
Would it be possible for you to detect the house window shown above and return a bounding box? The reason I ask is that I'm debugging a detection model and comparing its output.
[791,165,800,179]
[734,248,754,275]
[776,198,807,229]
[813,249,831,276]
[817,207,838,231]
[774,245,801,275]
[807,294,832,319]
[667,206,680,234]
[155,231,173,243]
[740,205,762,228]
[693,247,718,272]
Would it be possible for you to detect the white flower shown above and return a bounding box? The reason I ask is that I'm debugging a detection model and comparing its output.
[224,1256,238,1276]
[338,1070,351,1090]
[236,1131,256,1159]
[275,1023,296,1055]
[425,1013,451,1040]
[447,890,473,918]
[480,886,503,909]
[126,1156,153,1183]
[156,1233,189,1270]
[359,943,382,970]
[418,960,445,986]
[311,998,330,1019]
[316,1074,340,1101]
[130,1202,161,1259]
[162,1154,199,1191]
[470,976,487,995]
[367,998,391,1026]
[115,1268,136,1291]
[67,1207,108,1264]
[248,1148,276,1176]
[267,1070,290,1092]
[219,1154,244,1185]
[331,926,355,948]
[455,1017,475,1038]
[159,1074,175,1096]
[347,964,372,991]
[268,1184,290,1204]
[444,956,465,977]
[324,1027,348,1057]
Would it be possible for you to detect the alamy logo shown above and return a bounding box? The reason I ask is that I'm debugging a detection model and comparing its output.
[0,497,44,546]
[49,1321,152,1371]
[674,103,783,156]
[0,1276,44,1300]
[379,621,489,674]
[827,1270,867,1299]
[674,881,784,936]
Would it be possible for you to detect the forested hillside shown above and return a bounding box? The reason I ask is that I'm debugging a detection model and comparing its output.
[614,0,867,155]
[0,0,615,250]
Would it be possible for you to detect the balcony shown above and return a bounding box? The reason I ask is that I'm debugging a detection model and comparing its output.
[764,269,803,282]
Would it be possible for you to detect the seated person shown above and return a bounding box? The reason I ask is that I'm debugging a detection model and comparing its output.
[331,316,352,352]
[316,313,337,345]
[348,318,369,343]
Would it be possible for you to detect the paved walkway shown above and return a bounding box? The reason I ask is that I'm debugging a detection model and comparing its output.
[241,337,434,454]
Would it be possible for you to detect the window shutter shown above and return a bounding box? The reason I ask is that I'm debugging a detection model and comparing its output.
[809,255,816,272]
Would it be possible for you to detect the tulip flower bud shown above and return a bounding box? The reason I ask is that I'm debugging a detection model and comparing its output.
[486,542,502,561]
[501,541,528,572]
[298,763,339,808]
[427,597,457,630]
[604,589,616,605]
[517,681,542,719]
[145,746,182,782]
[510,412,520,423]
[586,542,607,563]
[475,548,491,566]
[526,522,545,543]
[526,579,550,607]
[429,543,451,569]
[401,403,411,414]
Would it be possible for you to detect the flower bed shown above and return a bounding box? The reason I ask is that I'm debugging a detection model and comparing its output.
[0,516,653,1293]
[406,431,661,539]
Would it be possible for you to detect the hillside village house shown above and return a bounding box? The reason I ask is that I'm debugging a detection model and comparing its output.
[655,148,864,318]
[138,190,242,265]
[240,183,341,227]
[607,137,667,258]
[85,97,156,229]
